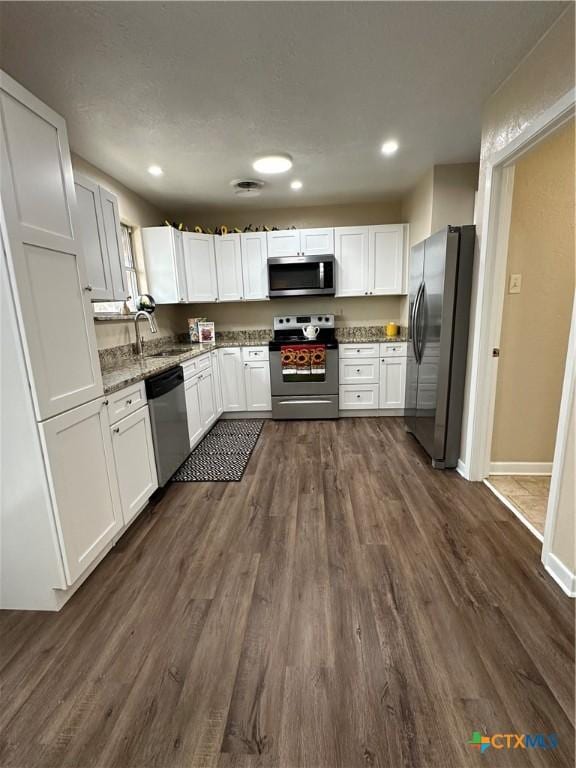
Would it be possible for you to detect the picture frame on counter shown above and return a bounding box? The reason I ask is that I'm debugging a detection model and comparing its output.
[197,321,215,343]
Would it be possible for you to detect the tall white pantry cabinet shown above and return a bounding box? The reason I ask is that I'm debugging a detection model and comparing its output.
[0,71,134,610]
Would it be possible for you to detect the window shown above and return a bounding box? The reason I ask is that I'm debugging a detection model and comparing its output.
[93,224,140,315]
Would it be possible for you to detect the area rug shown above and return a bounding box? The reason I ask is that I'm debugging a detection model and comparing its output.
[171,419,265,482]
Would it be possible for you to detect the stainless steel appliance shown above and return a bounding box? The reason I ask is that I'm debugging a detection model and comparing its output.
[145,366,190,485]
[405,225,475,469]
[267,254,335,297]
[269,314,339,419]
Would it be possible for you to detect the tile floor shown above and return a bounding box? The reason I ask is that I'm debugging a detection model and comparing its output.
[488,474,551,535]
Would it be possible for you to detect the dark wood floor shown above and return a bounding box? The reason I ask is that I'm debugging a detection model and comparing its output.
[1,418,574,768]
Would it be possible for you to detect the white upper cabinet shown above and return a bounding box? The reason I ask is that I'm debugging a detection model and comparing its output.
[335,227,370,297]
[335,224,407,297]
[240,232,268,300]
[300,228,334,256]
[183,232,218,303]
[39,396,122,585]
[74,175,112,300]
[267,229,301,258]
[142,226,188,303]
[75,175,127,302]
[0,71,103,419]
[214,233,244,301]
[99,186,129,301]
[267,228,335,258]
[368,224,406,295]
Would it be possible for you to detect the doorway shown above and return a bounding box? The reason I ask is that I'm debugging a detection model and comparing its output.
[485,118,575,539]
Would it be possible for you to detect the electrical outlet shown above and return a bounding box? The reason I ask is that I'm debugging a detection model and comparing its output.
[509,273,522,294]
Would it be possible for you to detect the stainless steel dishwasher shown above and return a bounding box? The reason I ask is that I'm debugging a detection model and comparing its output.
[145,366,190,486]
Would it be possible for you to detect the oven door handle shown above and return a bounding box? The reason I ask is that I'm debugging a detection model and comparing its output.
[277,400,334,405]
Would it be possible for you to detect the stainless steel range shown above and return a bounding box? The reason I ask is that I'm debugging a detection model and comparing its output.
[269,314,339,419]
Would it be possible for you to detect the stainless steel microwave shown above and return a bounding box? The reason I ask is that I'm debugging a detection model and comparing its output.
[267,254,335,297]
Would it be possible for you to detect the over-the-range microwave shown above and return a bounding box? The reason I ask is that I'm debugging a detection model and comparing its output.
[267,254,335,297]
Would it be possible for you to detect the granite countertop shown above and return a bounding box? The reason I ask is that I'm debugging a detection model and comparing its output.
[100,336,272,394]
[99,326,407,395]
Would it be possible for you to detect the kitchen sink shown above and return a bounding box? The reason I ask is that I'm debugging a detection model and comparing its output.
[148,349,189,358]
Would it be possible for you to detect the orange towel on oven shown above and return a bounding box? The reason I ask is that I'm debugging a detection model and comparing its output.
[281,344,325,376]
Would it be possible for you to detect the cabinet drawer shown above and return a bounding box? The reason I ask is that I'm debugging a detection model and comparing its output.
[339,343,380,358]
[380,342,407,357]
[339,358,379,384]
[339,384,379,410]
[242,346,269,362]
[107,382,146,425]
[182,353,211,380]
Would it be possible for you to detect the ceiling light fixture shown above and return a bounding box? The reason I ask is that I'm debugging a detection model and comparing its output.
[290,180,303,190]
[381,140,399,156]
[253,154,293,174]
[148,165,164,176]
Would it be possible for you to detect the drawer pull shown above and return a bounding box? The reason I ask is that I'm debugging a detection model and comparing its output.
[356,394,361,399]
[356,369,361,373]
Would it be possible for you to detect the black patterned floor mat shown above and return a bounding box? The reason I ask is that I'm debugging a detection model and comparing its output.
[171,419,265,482]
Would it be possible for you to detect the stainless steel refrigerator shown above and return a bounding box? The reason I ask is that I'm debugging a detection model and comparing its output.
[405,225,475,469]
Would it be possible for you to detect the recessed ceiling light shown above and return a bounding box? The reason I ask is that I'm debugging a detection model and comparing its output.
[381,140,399,156]
[253,154,293,174]
[290,180,303,190]
[148,165,164,176]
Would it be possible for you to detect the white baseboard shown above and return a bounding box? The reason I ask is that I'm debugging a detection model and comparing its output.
[456,459,469,479]
[489,461,552,475]
[544,552,576,598]
[483,479,544,542]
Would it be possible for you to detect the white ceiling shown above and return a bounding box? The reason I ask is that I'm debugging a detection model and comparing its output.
[0,1,567,211]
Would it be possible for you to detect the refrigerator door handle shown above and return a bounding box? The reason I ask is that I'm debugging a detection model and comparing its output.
[412,282,424,363]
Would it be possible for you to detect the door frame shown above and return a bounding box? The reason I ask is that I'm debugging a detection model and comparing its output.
[462,87,575,587]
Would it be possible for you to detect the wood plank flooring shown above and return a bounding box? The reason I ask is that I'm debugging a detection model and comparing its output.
[0,418,573,768]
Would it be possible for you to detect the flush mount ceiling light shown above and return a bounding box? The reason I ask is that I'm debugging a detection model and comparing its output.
[290,180,303,190]
[147,165,164,176]
[381,140,399,156]
[253,154,293,174]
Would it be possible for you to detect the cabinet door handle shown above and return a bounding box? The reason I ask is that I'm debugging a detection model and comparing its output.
[126,399,132,405]
[83,284,93,292]
[102,399,109,406]
[113,427,120,433]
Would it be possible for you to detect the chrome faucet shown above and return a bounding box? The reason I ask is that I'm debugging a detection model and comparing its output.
[134,310,158,357]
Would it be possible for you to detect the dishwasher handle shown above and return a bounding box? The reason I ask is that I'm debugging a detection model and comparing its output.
[145,366,184,399]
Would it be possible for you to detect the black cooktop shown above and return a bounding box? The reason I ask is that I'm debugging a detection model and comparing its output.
[269,328,338,350]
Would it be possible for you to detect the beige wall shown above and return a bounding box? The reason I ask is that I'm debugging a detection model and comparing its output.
[430,163,478,232]
[401,169,433,248]
[172,199,402,231]
[177,295,403,333]
[492,120,575,463]
[71,154,183,349]
[459,5,575,578]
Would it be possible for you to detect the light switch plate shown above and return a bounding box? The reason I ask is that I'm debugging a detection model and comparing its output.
[509,273,522,294]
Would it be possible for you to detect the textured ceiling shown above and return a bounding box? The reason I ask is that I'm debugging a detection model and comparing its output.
[0,1,567,210]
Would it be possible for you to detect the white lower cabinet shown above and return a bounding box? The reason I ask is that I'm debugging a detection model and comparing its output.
[198,370,217,428]
[111,405,157,525]
[219,348,247,412]
[380,357,407,408]
[185,375,203,448]
[339,384,379,409]
[211,350,224,416]
[243,360,272,411]
[39,397,122,585]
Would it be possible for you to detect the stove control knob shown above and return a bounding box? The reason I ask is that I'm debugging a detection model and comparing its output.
[279,318,284,323]
[325,316,330,322]
[285,317,290,322]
